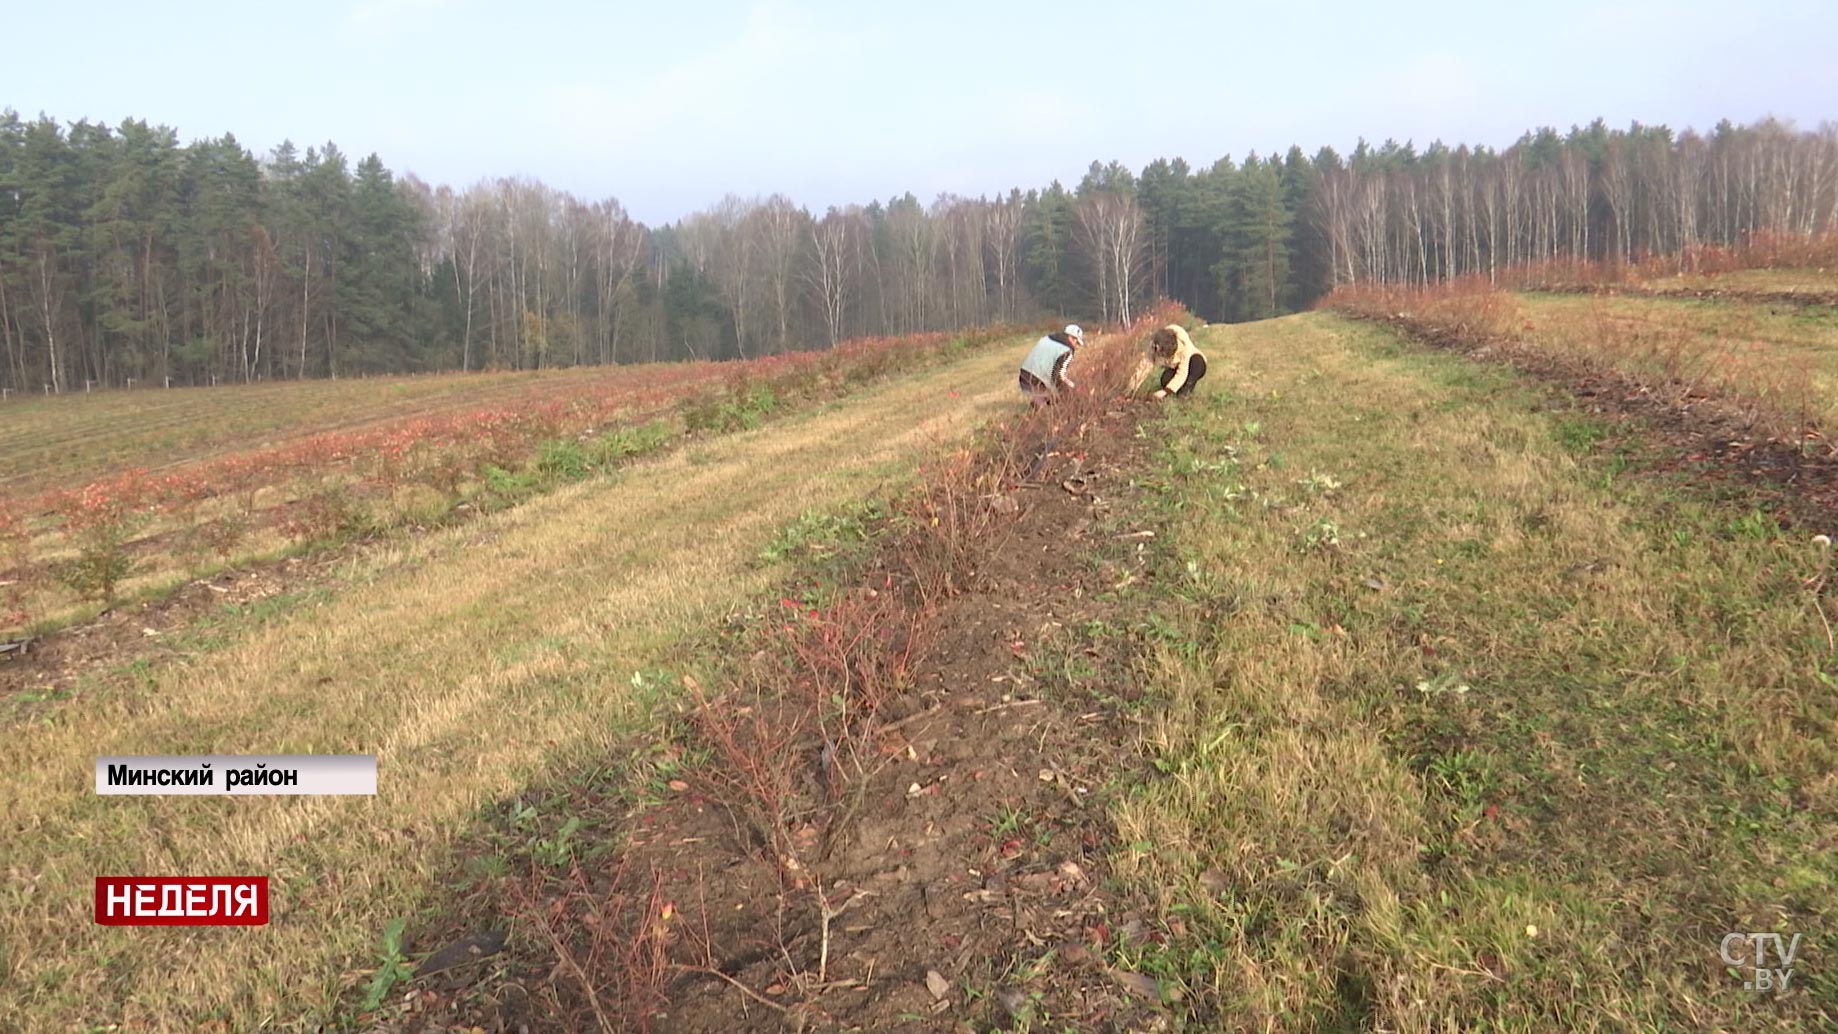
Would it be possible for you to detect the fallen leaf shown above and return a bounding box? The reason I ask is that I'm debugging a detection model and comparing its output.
[925,969,951,1000]
[666,780,689,792]
[1111,969,1161,999]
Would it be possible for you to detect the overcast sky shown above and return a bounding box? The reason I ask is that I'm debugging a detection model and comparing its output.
[8,0,1835,224]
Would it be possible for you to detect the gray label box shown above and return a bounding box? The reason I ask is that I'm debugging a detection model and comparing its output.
[96,755,377,795]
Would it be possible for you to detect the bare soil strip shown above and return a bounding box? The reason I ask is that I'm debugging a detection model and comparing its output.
[383,399,1177,1034]
[1531,285,1838,308]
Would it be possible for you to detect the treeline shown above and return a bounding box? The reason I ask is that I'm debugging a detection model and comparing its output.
[2,111,1834,391]
[1314,118,1838,285]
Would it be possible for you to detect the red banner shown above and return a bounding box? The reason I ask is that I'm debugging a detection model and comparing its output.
[94,877,270,926]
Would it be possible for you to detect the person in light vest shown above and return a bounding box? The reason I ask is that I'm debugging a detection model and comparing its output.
[1130,323,1207,399]
[1018,324,1084,407]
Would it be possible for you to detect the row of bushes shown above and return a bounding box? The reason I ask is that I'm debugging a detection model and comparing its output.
[1321,275,1832,455]
[0,325,1023,632]
[513,301,1198,1029]
[1493,229,1838,291]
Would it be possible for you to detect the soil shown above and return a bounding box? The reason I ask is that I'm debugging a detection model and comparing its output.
[375,401,1183,1034]
[1544,284,1838,308]
[1367,314,1838,533]
[0,555,346,711]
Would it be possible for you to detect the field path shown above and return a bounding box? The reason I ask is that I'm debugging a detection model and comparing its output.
[0,342,1023,1030]
[1111,313,1836,1030]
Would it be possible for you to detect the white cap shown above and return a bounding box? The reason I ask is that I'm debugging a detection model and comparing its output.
[1064,324,1084,342]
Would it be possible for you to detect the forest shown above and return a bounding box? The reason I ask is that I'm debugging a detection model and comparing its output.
[1,111,1834,391]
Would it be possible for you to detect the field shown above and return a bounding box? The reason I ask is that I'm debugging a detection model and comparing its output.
[3,284,1835,1033]
[1115,312,1834,1030]
[0,362,719,497]
[0,329,994,639]
[1515,291,1838,430]
[0,336,1030,1030]
[1327,276,1838,462]
[1632,267,1838,297]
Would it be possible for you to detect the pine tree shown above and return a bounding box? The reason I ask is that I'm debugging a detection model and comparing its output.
[347,153,426,371]
[1218,154,1291,322]
[1023,183,1075,316]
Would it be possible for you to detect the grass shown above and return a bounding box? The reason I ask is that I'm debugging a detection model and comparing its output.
[1647,267,1838,295]
[1516,291,1838,434]
[0,360,721,497]
[1112,312,1837,1031]
[0,340,1028,1031]
[1328,276,1838,451]
[2,328,998,641]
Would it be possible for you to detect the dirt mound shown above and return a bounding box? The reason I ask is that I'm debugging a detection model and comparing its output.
[387,402,1183,1033]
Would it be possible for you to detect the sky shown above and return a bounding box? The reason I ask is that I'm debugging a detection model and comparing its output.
[7,0,1836,225]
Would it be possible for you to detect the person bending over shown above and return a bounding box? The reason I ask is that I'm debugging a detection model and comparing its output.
[1131,323,1207,399]
[1018,324,1084,407]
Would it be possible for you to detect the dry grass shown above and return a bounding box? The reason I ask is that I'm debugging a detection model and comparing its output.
[1644,268,1838,296]
[1517,292,1838,443]
[1,329,1006,640]
[1498,231,1838,294]
[1112,313,1836,1030]
[0,362,721,497]
[0,342,1026,1031]
[1327,279,1838,451]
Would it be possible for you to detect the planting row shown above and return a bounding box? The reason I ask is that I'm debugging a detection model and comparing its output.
[0,326,1017,637]
[1323,273,1838,451]
[1487,229,1838,293]
[512,299,1196,1029]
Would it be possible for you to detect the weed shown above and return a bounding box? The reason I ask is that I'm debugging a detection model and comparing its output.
[535,438,593,480]
[1300,518,1341,552]
[1423,749,1496,809]
[759,501,883,567]
[1552,417,1607,452]
[532,817,584,869]
[683,377,781,434]
[587,420,675,467]
[1728,508,1779,541]
[359,917,415,1013]
[990,806,1032,838]
[381,483,452,528]
[1296,471,1343,495]
[481,463,541,502]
